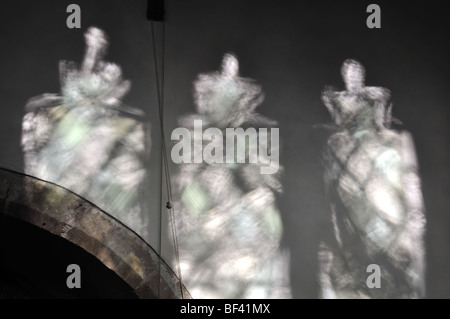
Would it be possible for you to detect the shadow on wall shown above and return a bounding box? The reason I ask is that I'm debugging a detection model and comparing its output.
[171,53,290,299]
[20,27,153,243]
[16,26,428,299]
[170,54,427,299]
[318,59,426,298]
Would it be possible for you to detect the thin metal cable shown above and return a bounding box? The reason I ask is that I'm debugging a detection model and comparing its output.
[151,20,184,299]
[151,20,163,299]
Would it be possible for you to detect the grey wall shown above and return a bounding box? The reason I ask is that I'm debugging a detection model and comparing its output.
[0,0,448,298]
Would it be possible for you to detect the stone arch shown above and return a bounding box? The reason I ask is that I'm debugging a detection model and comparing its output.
[0,168,190,299]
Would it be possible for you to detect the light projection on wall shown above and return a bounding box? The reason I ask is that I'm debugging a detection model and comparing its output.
[171,53,290,299]
[319,59,426,298]
[21,27,152,239]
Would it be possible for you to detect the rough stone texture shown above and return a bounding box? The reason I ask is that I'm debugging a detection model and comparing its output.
[0,168,191,299]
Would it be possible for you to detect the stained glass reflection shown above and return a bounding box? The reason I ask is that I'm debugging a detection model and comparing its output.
[21,27,152,239]
[172,54,290,298]
[319,59,426,298]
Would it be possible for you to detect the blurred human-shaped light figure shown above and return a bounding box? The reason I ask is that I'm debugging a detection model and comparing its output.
[21,27,151,239]
[173,53,290,298]
[319,59,426,298]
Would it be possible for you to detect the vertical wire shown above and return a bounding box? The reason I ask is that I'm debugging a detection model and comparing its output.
[151,20,163,299]
[159,21,185,299]
[151,19,184,299]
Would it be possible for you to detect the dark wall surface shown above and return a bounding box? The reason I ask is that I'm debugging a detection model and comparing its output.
[0,0,448,298]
